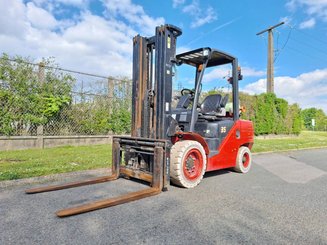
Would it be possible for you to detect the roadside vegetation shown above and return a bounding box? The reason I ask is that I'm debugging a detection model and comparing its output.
[0,144,111,181]
[1,131,326,181]
[252,130,327,153]
[240,92,302,135]
[0,54,131,136]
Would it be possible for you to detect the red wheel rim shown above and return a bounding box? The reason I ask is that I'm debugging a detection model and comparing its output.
[242,152,250,168]
[183,149,203,181]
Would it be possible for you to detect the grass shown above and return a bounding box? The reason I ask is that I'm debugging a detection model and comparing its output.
[0,144,111,181]
[0,131,326,181]
[252,131,327,153]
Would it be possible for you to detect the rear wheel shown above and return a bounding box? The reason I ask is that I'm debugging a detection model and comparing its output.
[170,140,206,188]
[233,146,252,173]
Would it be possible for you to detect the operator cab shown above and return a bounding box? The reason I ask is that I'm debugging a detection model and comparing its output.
[170,48,241,156]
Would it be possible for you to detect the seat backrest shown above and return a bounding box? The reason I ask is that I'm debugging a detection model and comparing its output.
[200,94,222,114]
[220,94,229,108]
[176,94,191,109]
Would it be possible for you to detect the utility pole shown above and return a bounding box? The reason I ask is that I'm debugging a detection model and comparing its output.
[257,21,284,93]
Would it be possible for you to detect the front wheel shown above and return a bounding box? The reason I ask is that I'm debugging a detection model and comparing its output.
[170,140,206,188]
[233,146,252,173]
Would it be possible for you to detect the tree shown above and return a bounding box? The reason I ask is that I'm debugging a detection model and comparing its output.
[301,108,327,131]
[0,54,74,136]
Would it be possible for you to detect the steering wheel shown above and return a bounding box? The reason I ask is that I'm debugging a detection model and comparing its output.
[181,88,195,96]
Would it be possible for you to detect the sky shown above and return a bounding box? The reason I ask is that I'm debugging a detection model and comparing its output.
[1,0,327,112]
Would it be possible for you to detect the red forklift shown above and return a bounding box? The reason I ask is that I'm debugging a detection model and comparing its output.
[26,24,254,217]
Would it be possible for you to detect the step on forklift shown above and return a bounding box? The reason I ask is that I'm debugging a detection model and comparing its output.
[26,24,254,217]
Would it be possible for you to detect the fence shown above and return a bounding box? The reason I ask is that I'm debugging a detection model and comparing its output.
[0,55,132,149]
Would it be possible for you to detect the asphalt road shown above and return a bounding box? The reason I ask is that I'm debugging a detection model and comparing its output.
[1,148,327,245]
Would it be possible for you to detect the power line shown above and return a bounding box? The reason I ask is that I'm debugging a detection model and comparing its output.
[259,34,268,47]
[288,36,327,56]
[293,28,327,46]
[1,56,130,82]
[286,46,327,63]
[274,27,293,63]
[277,23,327,62]
[273,23,327,63]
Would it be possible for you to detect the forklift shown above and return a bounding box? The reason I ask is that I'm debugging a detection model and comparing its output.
[26,24,254,217]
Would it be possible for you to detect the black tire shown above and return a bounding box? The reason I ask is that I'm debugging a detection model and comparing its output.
[233,146,252,173]
[170,140,206,188]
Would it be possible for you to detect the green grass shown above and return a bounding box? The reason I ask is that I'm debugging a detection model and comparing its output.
[252,131,327,153]
[0,144,111,181]
[0,131,326,181]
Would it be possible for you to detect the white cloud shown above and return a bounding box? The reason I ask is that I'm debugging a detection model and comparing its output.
[0,0,168,80]
[30,0,88,15]
[299,18,316,29]
[203,66,265,83]
[54,0,90,6]
[279,16,293,26]
[190,7,217,28]
[182,1,197,14]
[0,0,29,38]
[203,67,230,83]
[286,0,297,11]
[242,67,266,77]
[173,0,185,8]
[102,0,164,35]
[32,0,89,9]
[177,0,217,28]
[26,2,58,29]
[243,68,327,113]
[286,0,327,22]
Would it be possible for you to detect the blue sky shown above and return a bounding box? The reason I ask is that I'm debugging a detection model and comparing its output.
[1,0,327,112]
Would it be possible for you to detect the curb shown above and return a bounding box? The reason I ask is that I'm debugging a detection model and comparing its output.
[252,146,327,155]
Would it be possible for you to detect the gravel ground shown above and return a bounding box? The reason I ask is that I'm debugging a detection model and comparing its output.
[1,148,326,245]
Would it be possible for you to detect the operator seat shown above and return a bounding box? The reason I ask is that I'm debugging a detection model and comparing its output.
[220,94,229,108]
[198,94,228,120]
[200,94,222,114]
[176,94,191,109]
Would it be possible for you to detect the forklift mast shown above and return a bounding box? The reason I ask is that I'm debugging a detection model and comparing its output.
[132,24,182,139]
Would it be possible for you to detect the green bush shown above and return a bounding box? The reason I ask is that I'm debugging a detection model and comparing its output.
[240,92,302,135]
[0,54,74,136]
[291,105,302,134]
